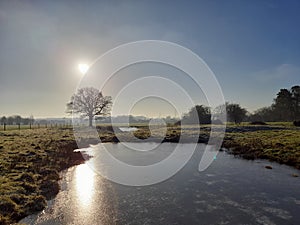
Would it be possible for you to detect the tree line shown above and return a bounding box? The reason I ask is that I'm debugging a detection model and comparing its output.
[0,115,34,125]
[250,85,300,122]
[67,85,299,127]
[2,85,298,127]
[182,85,300,124]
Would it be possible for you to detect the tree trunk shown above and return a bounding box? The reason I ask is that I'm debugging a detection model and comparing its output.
[89,115,93,127]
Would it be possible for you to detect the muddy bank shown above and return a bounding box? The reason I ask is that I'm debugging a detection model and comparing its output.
[86,125,300,171]
[0,129,87,224]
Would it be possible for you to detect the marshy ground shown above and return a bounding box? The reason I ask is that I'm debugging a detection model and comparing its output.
[0,128,83,224]
[0,123,299,224]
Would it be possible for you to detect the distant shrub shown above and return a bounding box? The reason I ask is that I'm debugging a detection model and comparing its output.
[174,121,181,126]
[293,121,300,127]
[250,121,267,125]
[96,125,121,133]
[212,119,223,125]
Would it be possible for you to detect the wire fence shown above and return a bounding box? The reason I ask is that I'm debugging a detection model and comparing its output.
[0,123,73,131]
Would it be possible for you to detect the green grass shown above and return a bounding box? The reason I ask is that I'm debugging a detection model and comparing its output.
[223,129,300,169]
[263,121,295,127]
[0,128,83,224]
[110,123,300,169]
[224,121,294,127]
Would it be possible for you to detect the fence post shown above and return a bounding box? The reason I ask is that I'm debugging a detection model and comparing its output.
[4,123,6,131]
[29,123,32,129]
[18,123,20,130]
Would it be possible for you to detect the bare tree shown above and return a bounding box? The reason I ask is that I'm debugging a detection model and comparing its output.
[0,116,6,125]
[67,87,112,127]
[13,115,22,125]
[29,115,35,125]
[250,106,274,122]
[212,104,227,123]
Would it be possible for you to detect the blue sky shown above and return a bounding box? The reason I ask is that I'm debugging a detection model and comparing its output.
[0,0,299,117]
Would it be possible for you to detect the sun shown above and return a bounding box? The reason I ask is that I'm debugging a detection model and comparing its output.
[78,63,89,75]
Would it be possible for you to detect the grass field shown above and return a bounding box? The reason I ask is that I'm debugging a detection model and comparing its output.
[0,123,299,224]
[0,128,83,224]
[223,129,300,169]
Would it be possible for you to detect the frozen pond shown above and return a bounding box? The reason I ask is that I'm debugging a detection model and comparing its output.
[118,127,138,132]
[22,143,300,225]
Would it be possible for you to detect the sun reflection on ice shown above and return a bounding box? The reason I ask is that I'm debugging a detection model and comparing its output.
[75,164,95,207]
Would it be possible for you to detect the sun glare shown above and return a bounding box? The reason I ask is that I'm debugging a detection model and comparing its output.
[78,63,89,75]
[75,164,95,207]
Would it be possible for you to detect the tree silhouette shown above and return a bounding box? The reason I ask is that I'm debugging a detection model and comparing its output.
[250,106,274,122]
[273,89,293,121]
[226,103,247,124]
[0,116,6,125]
[291,85,300,120]
[67,87,112,127]
[182,105,211,124]
[249,85,299,122]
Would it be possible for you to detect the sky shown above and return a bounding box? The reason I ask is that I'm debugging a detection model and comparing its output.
[0,0,300,118]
